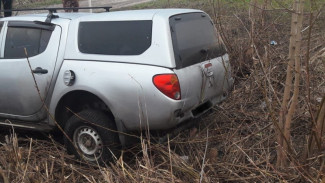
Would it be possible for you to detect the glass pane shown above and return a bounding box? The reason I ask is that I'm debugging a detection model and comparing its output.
[78,21,152,55]
[0,22,3,33]
[39,30,52,53]
[5,27,52,59]
[170,13,226,68]
[0,22,3,52]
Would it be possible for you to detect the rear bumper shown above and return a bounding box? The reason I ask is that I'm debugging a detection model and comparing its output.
[119,76,233,147]
[145,76,234,130]
[179,76,233,119]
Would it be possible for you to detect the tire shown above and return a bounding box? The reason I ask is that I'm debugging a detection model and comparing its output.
[64,109,121,165]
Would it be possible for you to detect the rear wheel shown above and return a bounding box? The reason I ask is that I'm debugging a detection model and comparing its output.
[64,109,121,164]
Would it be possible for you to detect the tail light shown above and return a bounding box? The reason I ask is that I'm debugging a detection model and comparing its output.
[153,74,181,100]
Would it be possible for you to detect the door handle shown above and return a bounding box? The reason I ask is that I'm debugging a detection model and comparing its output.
[32,67,48,74]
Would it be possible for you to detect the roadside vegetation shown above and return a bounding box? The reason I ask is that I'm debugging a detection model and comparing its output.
[1,0,325,182]
[13,0,61,9]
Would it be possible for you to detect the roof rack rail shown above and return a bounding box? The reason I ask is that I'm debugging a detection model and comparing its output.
[0,6,112,13]
[0,6,112,23]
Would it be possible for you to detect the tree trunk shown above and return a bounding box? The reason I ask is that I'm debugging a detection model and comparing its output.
[309,96,325,154]
[277,0,304,168]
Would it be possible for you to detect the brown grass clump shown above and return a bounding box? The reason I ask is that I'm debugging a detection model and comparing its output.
[0,132,103,182]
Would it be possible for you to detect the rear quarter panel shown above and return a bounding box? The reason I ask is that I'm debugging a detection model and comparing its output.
[49,61,186,131]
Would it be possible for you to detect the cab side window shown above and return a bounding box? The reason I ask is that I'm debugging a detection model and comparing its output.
[0,22,3,32]
[0,22,3,51]
[4,22,53,59]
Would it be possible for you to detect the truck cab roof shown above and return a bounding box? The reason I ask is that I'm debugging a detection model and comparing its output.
[1,9,202,22]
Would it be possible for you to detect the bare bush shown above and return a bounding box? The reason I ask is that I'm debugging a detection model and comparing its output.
[0,0,325,182]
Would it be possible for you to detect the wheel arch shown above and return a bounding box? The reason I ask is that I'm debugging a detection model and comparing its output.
[54,90,113,126]
[53,90,127,146]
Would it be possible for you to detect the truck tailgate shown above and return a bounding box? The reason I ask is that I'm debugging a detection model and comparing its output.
[174,54,232,115]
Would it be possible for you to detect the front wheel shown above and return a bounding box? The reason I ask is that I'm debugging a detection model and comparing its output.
[64,109,121,164]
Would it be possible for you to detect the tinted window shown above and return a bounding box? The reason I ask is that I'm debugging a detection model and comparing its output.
[0,22,3,32]
[170,13,226,69]
[0,22,3,51]
[78,21,152,55]
[4,27,52,59]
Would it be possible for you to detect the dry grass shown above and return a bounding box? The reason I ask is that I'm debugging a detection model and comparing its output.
[1,0,325,182]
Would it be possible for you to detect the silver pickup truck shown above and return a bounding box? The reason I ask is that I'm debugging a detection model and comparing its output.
[0,8,233,164]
